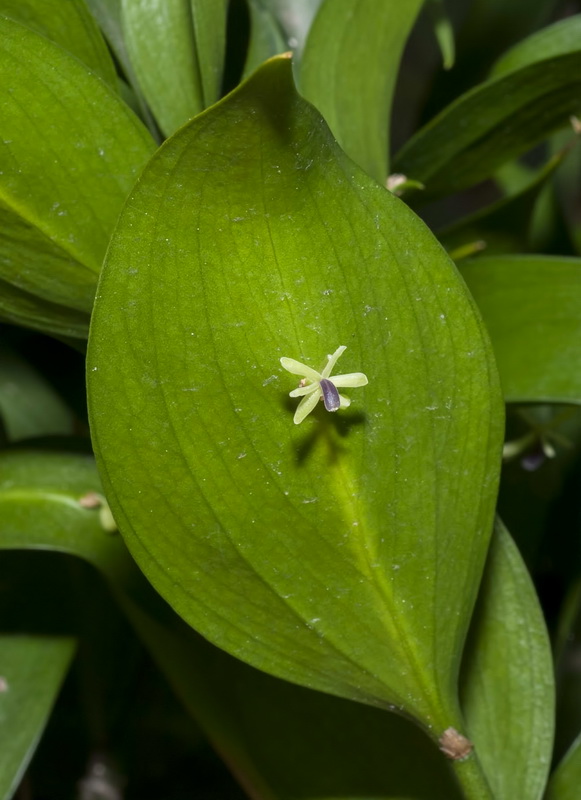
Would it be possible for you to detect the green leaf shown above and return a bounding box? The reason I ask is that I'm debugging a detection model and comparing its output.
[88,53,504,758]
[439,146,571,258]
[0,16,155,327]
[121,0,227,137]
[243,0,287,78]
[427,0,455,70]
[84,0,159,134]
[491,14,581,78]
[0,449,131,583]
[299,0,423,183]
[0,0,118,89]
[461,519,555,800]
[126,601,462,800]
[460,256,581,404]
[0,634,76,800]
[0,448,460,800]
[393,51,581,202]
[547,732,581,800]
[0,279,90,340]
[0,344,73,441]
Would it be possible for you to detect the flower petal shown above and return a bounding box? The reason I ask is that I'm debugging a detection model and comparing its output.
[321,345,347,378]
[293,389,321,424]
[331,372,368,388]
[339,394,351,408]
[280,357,321,382]
[289,383,319,398]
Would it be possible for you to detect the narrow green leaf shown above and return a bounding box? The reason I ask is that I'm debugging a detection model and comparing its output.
[547,731,581,799]
[439,146,571,258]
[427,0,455,70]
[393,52,581,202]
[0,345,73,441]
[121,0,226,136]
[460,256,581,404]
[0,278,90,340]
[491,15,581,78]
[461,519,555,800]
[190,0,228,108]
[0,449,131,584]
[0,635,76,800]
[88,54,504,747]
[244,0,287,78]
[0,16,156,312]
[0,0,118,89]
[299,0,423,183]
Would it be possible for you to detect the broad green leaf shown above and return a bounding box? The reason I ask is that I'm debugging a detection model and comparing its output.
[0,0,118,89]
[393,51,581,202]
[439,147,570,258]
[121,0,227,137]
[547,732,581,800]
[299,0,423,183]
[126,600,462,800]
[0,635,76,800]
[0,279,90,340]
[244,0,287,78]
[460,256,581,404]
[461,519,555,800]
[0,16,156,322]
[0,344,73,441]
[0,449,460,800]
[491,15,581,78]
[88,52,504,765]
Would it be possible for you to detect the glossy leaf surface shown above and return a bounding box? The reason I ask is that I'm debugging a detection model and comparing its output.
[299,0,423,183]
[394,51,581,202]
[0,279,90,340]
[461,256,581,404]
[0,635,76,800]
[461,520,555,800]
[0,16,155,324]
[0,0,118,88]
[89,56,503,740]
[0,446,461,800]
[121,0,227,136]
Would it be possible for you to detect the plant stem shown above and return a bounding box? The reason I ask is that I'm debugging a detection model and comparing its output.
[450,751,495,800]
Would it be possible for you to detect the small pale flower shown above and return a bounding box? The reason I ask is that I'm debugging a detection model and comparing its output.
[280,346,368,424]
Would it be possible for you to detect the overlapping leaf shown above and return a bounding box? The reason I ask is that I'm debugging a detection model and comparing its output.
[460,256,581,404]
[0,16,155,333]
[0,635,76,800]
[88,54,504,762]
[299,0,423,183]
[394,50,581,202]
[0,0,118,88]
[121,0,227,136]
[461,520,555,800]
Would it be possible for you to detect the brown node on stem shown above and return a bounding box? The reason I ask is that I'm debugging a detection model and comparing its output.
[438,727,473,760]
